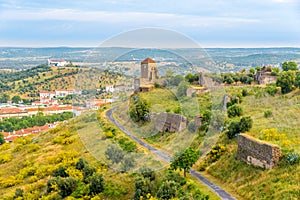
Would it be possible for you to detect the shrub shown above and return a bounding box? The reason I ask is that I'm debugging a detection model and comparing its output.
[239,116,253,132]
[265,84,278,96]
[207,144,226,163]
[0,153,12,164]
[157,180,179,199]
[227,104,243,118]
[62,137,75,145]
[14,188,24,198]
[89,173,105,195]
[75,158,88,170]
[105,144,125,164]
[56,177,78,198]
[227,121,241,139]
[285,152,299,165]
[52,166,69,177]
[0,176,20,188]
[26,144,41,153]
[264,110,273,118]
[13,144,24,152]
[139,166,156,181]
[83,165,96,183]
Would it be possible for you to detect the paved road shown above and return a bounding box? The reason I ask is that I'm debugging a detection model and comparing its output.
[106,107,236,200]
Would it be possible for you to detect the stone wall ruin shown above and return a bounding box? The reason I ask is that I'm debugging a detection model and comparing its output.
[236,134,282,169]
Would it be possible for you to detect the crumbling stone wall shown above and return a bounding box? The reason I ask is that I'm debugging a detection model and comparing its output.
[236,134,282,169]
[155,113,187,132]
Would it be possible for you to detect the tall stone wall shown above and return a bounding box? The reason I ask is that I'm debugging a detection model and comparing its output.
[236,134,282,169]
[155,113,187,133]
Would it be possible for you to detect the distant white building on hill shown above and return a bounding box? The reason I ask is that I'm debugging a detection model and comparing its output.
[48,59,70,67]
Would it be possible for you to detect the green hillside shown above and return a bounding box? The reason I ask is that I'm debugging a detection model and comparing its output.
[0,107,219,200]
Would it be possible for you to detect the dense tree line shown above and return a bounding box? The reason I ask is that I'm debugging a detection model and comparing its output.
[0,112,73,132]
[0,64,51,84]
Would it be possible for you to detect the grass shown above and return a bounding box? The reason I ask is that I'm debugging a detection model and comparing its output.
[201,86,300,199]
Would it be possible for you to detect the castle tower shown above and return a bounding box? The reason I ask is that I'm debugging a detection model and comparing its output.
[141,58,158,81]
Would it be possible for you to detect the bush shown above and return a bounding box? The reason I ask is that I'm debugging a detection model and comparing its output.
[207,144,226,163]
[83,165,96,183]
[89,173,105,195]
[239,116,253,132]
[139,166,156,181]
[0,153,12,164]
[14,188,24,198]
[264,110,273,118]
[56,177,78,198]
[227,104,243,118]
[26,144,41,153]
[62,137,75,145]
[52,166,69,177]
[75,158,88,170]
[285,152,299,165]
[157,180,179,199]
[265,84,278,96]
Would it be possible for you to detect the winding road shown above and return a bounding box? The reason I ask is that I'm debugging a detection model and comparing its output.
[106,107,236,200]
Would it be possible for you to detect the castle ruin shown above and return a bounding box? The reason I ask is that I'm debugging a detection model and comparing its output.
[236,134,282,169]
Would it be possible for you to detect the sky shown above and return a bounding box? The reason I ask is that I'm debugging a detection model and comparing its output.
[0,0,300,47]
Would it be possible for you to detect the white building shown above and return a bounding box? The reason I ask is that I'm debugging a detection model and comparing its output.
[105,85,115,93]
[48,59,70,67]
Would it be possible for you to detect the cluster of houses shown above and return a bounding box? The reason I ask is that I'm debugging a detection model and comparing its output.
[2,122,61,142]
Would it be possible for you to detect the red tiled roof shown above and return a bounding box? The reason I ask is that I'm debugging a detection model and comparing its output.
[0,108,26,115]
[141,57,156,64]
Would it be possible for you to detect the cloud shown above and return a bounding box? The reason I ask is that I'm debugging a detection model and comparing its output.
[0,9,260,28]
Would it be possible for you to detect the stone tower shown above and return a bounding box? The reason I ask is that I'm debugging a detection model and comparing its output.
[141,58,158,81]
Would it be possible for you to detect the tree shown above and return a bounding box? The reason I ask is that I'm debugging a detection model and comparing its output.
[227,121,240,139]
[157,180,179,199]
[89,173,105,195]
[11,96,21,104]
[239,116,253,132]
[105,144,125,164]
[0,94,9,103]
[249,68,255,74]
[57,177,78,198]
[294,72,300,88]
[121,154,136,172]
[170,147,199,177]
[282,61,298,71]
[0,133,5,145]
[176,81,189,97]
[226,116,253,139]
[129,96,150,123]
[276,71,296,94]
[227,104,243,118]
[169,75,184,86]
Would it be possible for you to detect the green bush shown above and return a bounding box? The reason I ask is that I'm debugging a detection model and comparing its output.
[52,165,69,177]
[264,110,273,118]
[89,173,105,195]
[285,152,299,165]
[227,104,243,118]
[227,116,253,139]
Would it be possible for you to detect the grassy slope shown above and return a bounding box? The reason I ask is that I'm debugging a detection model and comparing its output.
[0,110,135,199]
[115,86,300,199]
[205,86,300,200]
